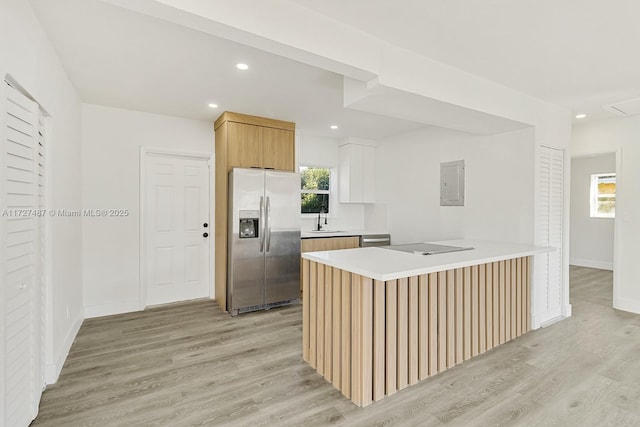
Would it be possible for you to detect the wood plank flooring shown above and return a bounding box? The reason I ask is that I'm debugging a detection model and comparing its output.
[33,266,640,426]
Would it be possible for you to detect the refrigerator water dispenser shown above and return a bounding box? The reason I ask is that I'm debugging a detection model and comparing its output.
[239,210,259,238]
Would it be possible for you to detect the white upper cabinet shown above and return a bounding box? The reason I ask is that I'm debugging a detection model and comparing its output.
[339,138,376,203]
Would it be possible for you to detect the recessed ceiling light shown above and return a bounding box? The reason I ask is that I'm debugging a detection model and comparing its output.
[330,125,338,130]
[575,114,586,119]
[236,63,249,70]
[208,103,218,108]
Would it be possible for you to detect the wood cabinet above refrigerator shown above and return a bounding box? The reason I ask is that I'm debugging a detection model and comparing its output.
[216,112,295,171]
[214,111,296,311]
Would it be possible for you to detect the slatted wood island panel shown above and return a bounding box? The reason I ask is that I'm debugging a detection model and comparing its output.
[301,257,531,407]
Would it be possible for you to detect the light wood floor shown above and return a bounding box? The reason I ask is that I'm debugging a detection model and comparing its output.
[33,266,640,426]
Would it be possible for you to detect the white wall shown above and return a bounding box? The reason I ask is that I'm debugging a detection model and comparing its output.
[0,0,84,384]
[570,154,615,270]
[573,118,639,314]
[375,126,535,245]
[298,134,366,232]
[81,104,213,317]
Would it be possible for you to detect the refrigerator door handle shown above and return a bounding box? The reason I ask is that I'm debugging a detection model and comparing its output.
[265,196,272,252]
[259,195,265,252]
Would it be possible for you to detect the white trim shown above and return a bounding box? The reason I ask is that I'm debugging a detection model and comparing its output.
[562,146,571,324]
[569,258,613,271]
[43,115,55,385]
[614,295,640,315]
[208,155,215,299]
[570,147,621,311]
[539,315,565,328]
[84,300,142,319]
[140,146,212,160]
[0,78,7,423]
[338,137,378,147]
[139,146,146,310]
[294,131,300,172]
[563,302,572,318]
[530,314,539,330]
[4,74,37,104]
[45,309,83,384]
[139,147,214,309]
[612,147,622,314]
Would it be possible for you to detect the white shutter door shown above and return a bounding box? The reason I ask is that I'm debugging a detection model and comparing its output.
[535,146,564,323]
[2,83,40,426]
[36,109,46,399]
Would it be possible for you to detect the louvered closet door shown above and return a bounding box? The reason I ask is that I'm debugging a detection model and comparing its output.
[3,83,40,427]
[36,109,46,398]
[536,146,564,323]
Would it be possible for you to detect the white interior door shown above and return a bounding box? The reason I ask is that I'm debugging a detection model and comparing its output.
[535,145,564,325]
[144,153,210,306]
[3,83,41,426]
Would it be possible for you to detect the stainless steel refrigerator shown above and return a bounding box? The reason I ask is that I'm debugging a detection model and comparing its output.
[227,168,301,316]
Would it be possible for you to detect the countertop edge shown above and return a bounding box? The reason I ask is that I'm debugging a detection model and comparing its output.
[301,240,553,281]
[300,230,389,239]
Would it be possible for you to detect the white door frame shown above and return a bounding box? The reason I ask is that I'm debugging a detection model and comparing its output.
[0,77,7,426]
[569,148,621,311]
[139,147,214,309]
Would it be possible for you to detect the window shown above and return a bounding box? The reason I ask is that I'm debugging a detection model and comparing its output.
[590,173,616,218]
[300,166,330,214]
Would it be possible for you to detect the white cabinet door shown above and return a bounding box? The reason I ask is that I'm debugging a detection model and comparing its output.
[348,144,364,202]
[362,145,376,203]
[339,142,375,203]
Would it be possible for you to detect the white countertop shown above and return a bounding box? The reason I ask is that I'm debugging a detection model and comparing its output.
[300,229,388,239]
[301,239,553,281]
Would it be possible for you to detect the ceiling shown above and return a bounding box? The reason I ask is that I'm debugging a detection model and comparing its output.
[31,0,639,135]
[29,0,425,139]
[294,0,640,123]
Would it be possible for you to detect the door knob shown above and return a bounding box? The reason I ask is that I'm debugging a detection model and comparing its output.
[203,232,209,238]
[203,223,208,228]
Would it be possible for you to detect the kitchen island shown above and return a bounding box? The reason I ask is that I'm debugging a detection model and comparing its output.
[300,240,551,407]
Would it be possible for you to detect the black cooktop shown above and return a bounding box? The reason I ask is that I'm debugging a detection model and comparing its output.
[382,243,474,255]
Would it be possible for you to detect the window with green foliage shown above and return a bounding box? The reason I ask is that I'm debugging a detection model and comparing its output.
[300,166,330,214]
[590,173,616,218]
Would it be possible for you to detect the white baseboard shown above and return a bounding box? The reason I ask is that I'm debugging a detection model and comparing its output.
[540,315,565,328]
[84,300,142,319]
[563,303,572,318]
[570,258,613,271]
[614,296,640,315]
[532,310,571,330]
[46,309,84,384]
